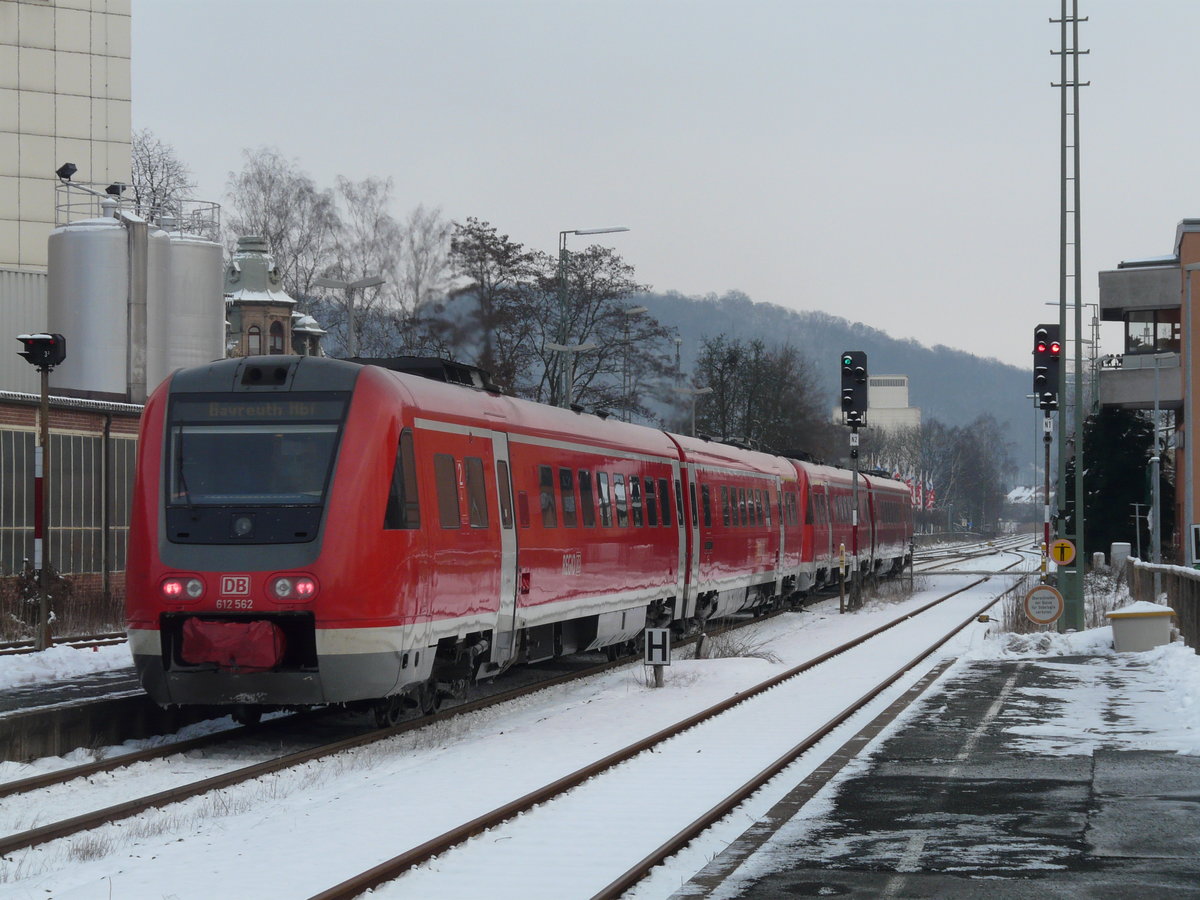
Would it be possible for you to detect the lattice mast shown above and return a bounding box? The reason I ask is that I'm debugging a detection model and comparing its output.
[1052,0,1089,630]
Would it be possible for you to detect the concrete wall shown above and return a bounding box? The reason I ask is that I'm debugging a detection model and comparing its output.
[0,0,132,271]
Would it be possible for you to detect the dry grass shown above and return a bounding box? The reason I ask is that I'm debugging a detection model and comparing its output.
[0,579,123,642]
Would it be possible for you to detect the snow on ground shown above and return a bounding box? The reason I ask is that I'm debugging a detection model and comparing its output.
[0,559,1196,899]
[0,643,131,692]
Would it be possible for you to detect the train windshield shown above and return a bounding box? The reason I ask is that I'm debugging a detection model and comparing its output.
[167,393,349,508]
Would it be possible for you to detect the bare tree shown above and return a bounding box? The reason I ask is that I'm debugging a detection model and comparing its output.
[130,128,195,218]
[690,336,838,458]
[449,218,538,382]
[225,147,339,299]
[400,204,451,311]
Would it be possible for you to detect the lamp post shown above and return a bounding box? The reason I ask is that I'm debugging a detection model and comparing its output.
[673,385,713,437]
[314,274,386,358]
[546,342,597,407]
[556,227,629,407]
[621,305,648,421]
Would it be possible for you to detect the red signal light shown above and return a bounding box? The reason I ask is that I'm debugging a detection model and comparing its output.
[1049,341,1061,355]
[1036,341,1047,353]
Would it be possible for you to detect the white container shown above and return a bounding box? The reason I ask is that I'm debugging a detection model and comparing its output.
[1107,601,1175,652]
[1111,542,1131,569]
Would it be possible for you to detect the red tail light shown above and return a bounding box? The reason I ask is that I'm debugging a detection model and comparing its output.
[270,574,318,601]
[161,576,204,601]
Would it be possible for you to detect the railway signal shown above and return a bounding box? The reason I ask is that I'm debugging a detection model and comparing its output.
[1032,324,1060,410]
[16,333,66,371]
[15,332,66,652]
[840,350,868,427]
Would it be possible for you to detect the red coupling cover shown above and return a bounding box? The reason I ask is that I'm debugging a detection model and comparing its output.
[181,618,287,670]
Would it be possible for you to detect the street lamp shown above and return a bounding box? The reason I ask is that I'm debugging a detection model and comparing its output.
[547,341,597,407]
[673,385,713,437]
[556,226,629,407]
[314,274,386,358]
[621,305,648,421]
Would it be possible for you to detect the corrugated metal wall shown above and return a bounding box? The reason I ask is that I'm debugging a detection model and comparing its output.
[0,270,47,395]
[0,426,137,577]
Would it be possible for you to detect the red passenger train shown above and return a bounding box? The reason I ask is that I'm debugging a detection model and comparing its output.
[126,355,913,724]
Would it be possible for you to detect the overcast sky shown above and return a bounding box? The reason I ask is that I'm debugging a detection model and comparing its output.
[132,0,1198,369]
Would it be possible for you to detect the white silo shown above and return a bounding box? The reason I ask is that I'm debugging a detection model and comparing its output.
[46,204,168,400]
[148,225,224,390]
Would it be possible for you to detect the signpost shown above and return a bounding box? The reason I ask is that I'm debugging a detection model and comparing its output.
[1049,538,1076,567]
[1024,583,1065,626]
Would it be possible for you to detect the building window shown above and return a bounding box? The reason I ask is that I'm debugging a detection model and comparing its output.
[269,321,285,354]
[1125,309,1180,355]
[247,326,261,355]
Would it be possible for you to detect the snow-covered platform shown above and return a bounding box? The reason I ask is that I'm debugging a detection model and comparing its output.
[677,646,1200,898]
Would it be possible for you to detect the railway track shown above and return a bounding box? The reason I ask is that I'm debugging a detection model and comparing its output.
[0,631,127,657]
[912,534,1035,573]
[306,558,1025,900]
[0,607,790,860]
[0,556,1022,894]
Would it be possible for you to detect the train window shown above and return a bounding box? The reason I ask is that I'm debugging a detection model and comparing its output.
[539,465,558,528]
[690,482,699,527]
[675,479,685,526]
[701,484,712,527]
[384,429,420,530]
[658,478,671,527]
[434,454,460,529]
[762,489,771,526]
[613,474,628,527]
[496,460,514,529]
[559,467,578,527]
[644,477,658,527]
[597,473,612,526]
[517,490,530,528]
[578,471,596,527]
[465,457,488,528]
[738,488,748,526]
[750,489,760,526]
[721,486,730,526]
[629,476,644,526]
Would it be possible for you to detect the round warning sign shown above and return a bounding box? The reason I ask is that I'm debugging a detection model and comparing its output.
[1024,584,1065,626]
[1049,539,1076,566]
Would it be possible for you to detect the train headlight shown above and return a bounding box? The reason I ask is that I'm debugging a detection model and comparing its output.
[161,576,204,601]
[269,574,317,601]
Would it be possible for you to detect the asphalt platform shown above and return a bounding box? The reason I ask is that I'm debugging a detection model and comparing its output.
[676,655,1200,899]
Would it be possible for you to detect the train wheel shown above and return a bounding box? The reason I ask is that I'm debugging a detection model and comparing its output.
[373,695,405,728]
[232,706,262,727]
[418,681,440,716]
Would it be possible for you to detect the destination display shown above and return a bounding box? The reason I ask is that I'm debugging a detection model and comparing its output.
[170,393,349,423]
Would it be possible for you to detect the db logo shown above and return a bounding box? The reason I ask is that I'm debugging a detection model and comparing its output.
[220,575,251,596]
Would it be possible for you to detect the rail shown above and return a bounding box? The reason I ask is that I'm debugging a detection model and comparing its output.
[1125,558,1200,648]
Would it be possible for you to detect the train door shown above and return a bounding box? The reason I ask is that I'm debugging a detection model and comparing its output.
[671,460,689,619]
[490,433,519,666]
[680,462,702,619]
[772,476,784,596]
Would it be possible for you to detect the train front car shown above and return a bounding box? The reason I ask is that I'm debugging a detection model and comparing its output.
[127,356,421,723]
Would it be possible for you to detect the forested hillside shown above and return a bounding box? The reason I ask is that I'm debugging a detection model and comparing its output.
[638,290,1035,484]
